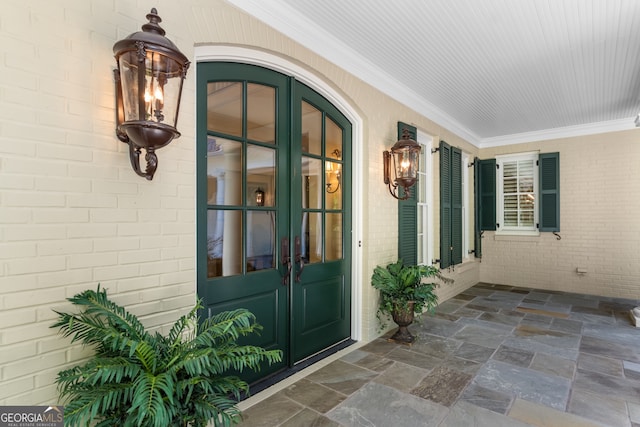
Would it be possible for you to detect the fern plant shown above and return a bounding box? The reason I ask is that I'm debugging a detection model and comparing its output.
[51,286,282,427]
[371,259,448,329]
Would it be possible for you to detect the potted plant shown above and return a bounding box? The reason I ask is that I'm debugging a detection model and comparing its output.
[371,259,448,344]
[51,286,282,427]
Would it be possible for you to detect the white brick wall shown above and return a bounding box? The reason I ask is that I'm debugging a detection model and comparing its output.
[0,1,196,405]
[479,130,640,299]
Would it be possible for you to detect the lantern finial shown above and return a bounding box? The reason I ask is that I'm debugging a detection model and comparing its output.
[142,8,165,36]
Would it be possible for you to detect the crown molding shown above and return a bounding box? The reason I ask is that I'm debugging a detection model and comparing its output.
[478,118,638,148]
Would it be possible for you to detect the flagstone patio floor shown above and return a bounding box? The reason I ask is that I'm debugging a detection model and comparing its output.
[236,283,640,427]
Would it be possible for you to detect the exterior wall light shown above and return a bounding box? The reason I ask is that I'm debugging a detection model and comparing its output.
[383,128,421,200]
[113,8,190,180]
[325,149,342,194]
[255,188,265,206]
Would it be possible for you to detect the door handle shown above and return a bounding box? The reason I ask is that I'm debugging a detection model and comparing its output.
[280,237,291,286]
[294,235,305,283]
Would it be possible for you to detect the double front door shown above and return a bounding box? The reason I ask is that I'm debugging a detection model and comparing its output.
[197,63,352,380]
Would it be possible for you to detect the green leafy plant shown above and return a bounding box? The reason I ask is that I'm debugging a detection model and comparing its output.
[371,259,449,329]
[51,286,282,427]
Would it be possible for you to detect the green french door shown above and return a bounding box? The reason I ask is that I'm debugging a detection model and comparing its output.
[196,62,352,381]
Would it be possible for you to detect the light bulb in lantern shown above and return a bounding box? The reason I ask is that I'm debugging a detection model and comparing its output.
[143,85,165,122]
[154,86,164,110]
[400,158,410,172]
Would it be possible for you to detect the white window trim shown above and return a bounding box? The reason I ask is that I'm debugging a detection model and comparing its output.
[416,130,433,266]
[496,151,540,236]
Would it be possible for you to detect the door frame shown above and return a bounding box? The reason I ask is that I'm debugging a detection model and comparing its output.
[194,44,364,341]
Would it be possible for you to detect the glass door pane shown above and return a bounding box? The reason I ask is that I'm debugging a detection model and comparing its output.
[302,212,322,264]
[207,210,242,277]
[324,117,343,209]
[247,145,275,207]
[247,83,276,143]
[302,157,322,210]
[206,136,242,206]
[207,82,242,137]
[301,101,322,155]
[325,213,342,261]
[247,211,275,272]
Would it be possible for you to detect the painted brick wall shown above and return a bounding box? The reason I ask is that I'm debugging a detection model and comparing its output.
[479,130,640,299]
[0,1,197,405]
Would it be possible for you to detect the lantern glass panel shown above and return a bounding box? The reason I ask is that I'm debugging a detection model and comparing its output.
[118,50,184,127]
[118,52,140,123]
[393,146,419,180]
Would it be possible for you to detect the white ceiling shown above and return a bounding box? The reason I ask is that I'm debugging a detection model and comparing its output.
[226,0,640,147]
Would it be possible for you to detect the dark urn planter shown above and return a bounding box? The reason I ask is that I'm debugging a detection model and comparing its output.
[389,301,415,344]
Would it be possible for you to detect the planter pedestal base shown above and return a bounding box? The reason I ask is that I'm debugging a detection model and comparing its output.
[388,325,415,345]
[389,301,415,345]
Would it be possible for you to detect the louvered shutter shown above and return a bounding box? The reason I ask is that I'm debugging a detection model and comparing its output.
[539,152,560,232]
[479,159,497,231]
[439,141,452,268]
[397,122,418,265]
[473,157,482,258]
[451,147,463,265]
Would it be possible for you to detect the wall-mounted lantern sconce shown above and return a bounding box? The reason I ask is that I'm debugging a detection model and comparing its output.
[113,8,190,180]
[325,149,342,194]
[383,128,421,200]
[255,188,265,206]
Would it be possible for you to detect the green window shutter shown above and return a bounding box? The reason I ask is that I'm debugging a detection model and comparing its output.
[439,141,452,269]
[473,157,482,258]
[478,159,497,231]
[397,122,418,265]
[539,152,560,232]
[398,201,417,265]
[451,147,463,265]
[397,121,417,141]
[440,141,463,268]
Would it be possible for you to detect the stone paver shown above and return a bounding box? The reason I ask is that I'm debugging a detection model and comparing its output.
[237,284,640,427]
[508,398,606,427]
[326,382,449,427]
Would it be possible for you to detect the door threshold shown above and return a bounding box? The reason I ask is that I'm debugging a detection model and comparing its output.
[245,338,357,398]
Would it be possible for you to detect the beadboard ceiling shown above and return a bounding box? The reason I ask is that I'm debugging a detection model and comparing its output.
[225,0,640,147]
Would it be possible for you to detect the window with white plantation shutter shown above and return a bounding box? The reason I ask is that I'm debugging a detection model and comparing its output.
[496,152,538,234]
